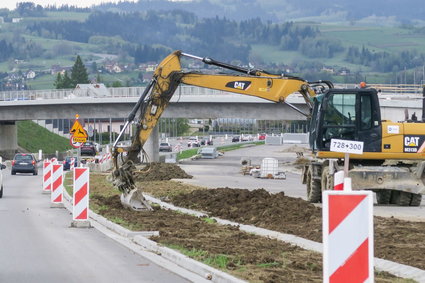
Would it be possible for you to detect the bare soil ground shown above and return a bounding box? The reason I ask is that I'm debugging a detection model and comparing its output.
[133,162,193,181]
[88,163,420,282]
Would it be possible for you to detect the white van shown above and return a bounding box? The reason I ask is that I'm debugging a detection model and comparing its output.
[198,147,219,159]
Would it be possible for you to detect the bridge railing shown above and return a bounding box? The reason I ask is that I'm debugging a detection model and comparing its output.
[0,84,423,102]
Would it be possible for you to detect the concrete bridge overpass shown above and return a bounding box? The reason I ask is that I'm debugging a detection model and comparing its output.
[0,85,422,158]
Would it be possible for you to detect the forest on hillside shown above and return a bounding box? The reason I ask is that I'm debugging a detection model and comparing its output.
[0,1,424,88]
[97,0,425,24]
[18,9,425,74]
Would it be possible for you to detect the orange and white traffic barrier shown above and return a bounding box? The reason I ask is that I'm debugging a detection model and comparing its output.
[51,164,63,204]
[73,167,90,221]
[323,187,374,283]
[333,171,344,191]
[42,161,52,193]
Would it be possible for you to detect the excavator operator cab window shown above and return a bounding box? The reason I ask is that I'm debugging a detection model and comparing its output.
[360,95,372,130]
[321,93,356,145]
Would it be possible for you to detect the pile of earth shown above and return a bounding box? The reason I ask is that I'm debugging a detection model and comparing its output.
[90,176,398,283]
[133,162,192,181]
[133,162,425,270]
[172,188,322,241]
[281,145,311,153]
[165,186,425,270]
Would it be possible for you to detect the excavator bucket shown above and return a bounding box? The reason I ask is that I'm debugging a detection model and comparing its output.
[111,159,153,211]
[120,188,152,211]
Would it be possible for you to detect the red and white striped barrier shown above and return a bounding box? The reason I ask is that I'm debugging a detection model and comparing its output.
[70,157,75,169]
[73,167,90,221]
[50,157,58,164]
[323,187,374,283]
[51,164,63,204]
[42,161,52,192]
[334,171,344,191]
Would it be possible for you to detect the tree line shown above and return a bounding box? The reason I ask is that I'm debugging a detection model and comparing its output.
[24,9,425,74]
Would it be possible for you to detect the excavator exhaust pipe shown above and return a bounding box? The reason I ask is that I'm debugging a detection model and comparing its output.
[422,85,425,122]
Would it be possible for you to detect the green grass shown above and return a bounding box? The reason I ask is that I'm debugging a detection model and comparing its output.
[64,171,73,196]
[26,74,56,90]
[201,217,217,224]
[203,254,230,269]
[217,141,264,152]
[164,244,235,269]
[257,262,282,268]
[176,148,199,160]
[17,120,73,154]
[176,141,265,160]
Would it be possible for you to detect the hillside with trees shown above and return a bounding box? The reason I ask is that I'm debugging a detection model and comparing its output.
[98,0,425,24]
[0,1,424,90]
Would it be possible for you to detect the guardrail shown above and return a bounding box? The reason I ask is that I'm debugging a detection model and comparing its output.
[0,84,423,102]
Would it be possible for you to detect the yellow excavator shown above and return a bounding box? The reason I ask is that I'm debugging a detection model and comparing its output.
[112,50,425,210]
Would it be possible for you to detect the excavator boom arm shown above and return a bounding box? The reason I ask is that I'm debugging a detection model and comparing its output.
[111,50,328,207]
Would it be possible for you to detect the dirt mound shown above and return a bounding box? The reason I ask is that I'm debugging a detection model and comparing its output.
[281,145,310,153]
[134,162,192,181]
[168,186,425,270]
[171,187,323,242]
[89,184,396,283]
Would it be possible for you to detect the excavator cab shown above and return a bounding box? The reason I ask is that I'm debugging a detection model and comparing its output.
[309,88,382,154]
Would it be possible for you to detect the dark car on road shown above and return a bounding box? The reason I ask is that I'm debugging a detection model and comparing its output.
[232,136,240,142]
[200,138,213,146]
[63,156,78,170]
[159,142,172,152]
[11,153,38,175]
[80,142,97,156]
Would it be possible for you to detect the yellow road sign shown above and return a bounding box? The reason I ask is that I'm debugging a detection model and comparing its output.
[70,120,88,138]
[73,137,87,143]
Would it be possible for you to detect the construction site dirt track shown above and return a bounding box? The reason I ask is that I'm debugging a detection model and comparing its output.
[91,163,423,282]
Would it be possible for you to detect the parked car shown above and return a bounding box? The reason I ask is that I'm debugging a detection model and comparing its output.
[63,156,78,170]
[258,133,266,140]
[198,147,219,159]
[241,135,253,141]
[0,162,5,198]
[80,142,97,156]
[232,136,240,142]
[159,142,172,152]
[11,153,38,175]
[188,137,200,147]
[200,138,213,146]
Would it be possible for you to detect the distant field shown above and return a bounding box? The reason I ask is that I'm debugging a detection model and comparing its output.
[24,11,91,22]
[251,22,425,75]
[319,24,425,53]
[27,74,55,90]
[250,43,371,73]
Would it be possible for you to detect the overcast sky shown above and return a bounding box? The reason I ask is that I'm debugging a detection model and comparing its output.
[0,1,137,10]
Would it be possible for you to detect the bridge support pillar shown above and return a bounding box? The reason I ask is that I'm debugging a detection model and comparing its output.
[0,121,17,159]
[143,125,159,162]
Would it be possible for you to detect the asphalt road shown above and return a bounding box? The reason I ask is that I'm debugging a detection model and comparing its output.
[0,167,190,283]
[178,143,425,222]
